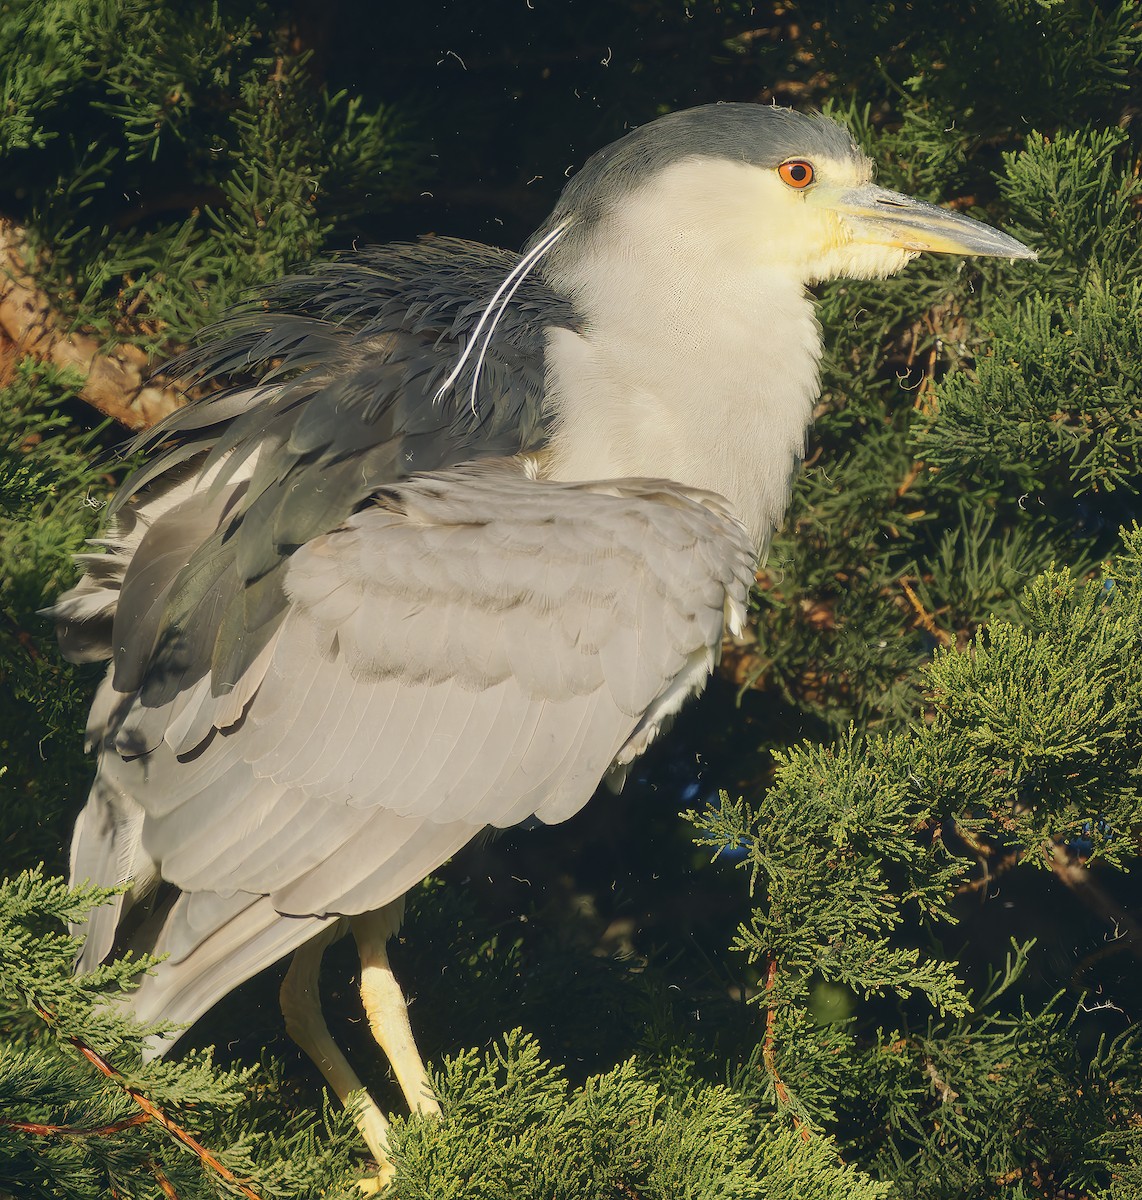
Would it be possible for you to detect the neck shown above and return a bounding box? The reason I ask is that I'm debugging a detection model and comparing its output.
[541,254,821,553]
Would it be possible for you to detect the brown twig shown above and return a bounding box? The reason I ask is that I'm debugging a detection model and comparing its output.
[954,847,1022,897]
[26,1000,265,1200]
[65,1036,266,1200]
[1045,845,1142,970]
[112,188,227,233]
[922,1057,959,1105]
[896,460,924,498]
[761,959,810,1143]
[0,219,183,430]
[0,1112,149,1137]
[149,1159,181,1199]
[899,578,953,646]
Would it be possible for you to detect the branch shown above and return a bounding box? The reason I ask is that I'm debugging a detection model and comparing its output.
[1044,845,1142,977]
[0,219,183,429]
[149,1159,181,1200]
[66,1034,266,1200]
[0,1113,149,1137]
[761,959,810,1143]
[26,999,266,1200]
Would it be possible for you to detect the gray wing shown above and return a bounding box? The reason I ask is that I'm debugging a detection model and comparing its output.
[55,459,754,1038]
[109,239,579,707]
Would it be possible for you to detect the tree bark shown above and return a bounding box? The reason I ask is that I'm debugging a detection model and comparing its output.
[0,220,183,430]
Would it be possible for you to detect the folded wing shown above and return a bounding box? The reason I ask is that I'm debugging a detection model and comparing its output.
[56,457,754,1039]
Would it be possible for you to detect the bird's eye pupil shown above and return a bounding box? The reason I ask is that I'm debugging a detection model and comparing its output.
[779,160,815,188]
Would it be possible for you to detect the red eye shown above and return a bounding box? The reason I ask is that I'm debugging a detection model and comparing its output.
[778,160,815,189]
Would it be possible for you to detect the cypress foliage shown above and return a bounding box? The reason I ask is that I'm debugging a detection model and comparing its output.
[2,3,1139,1198]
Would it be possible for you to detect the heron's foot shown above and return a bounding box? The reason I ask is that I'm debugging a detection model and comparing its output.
[357,1160,397,1194]
[354,911,442,1122]
[351,1099,397,1193]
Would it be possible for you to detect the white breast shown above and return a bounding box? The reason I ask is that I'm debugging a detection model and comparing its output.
[539,157,823,552]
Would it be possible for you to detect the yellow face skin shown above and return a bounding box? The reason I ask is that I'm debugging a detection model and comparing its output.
[774,152,1036,282]
[605,152,1034,290]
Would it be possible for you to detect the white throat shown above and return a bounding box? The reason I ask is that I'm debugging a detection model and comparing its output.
[540,171,822,552]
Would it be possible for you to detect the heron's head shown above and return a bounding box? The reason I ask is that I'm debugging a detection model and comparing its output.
[534,104,1034,297]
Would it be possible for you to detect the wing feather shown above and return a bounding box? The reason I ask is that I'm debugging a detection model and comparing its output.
[65,456,755,1042]
[154,775,308,891]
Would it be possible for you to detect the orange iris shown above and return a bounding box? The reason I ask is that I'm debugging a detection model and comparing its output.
[778,160,815,189]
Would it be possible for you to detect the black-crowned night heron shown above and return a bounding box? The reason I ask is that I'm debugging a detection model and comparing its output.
[51,103,1033,1181]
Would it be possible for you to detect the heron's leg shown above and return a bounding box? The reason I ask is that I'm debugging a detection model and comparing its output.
[279,919,394,1176]
[352,903,441,1118]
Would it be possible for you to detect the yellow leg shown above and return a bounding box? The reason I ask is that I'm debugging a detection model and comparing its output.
[279,919,395,1188]
[352,905,441,1118]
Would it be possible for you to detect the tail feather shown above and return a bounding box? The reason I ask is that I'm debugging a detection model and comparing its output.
[128,891,335,1057]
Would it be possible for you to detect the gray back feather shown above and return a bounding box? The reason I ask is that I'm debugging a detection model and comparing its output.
[113,238,578,706]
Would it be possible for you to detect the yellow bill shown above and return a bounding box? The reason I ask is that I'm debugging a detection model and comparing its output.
[833,183,1036,259]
